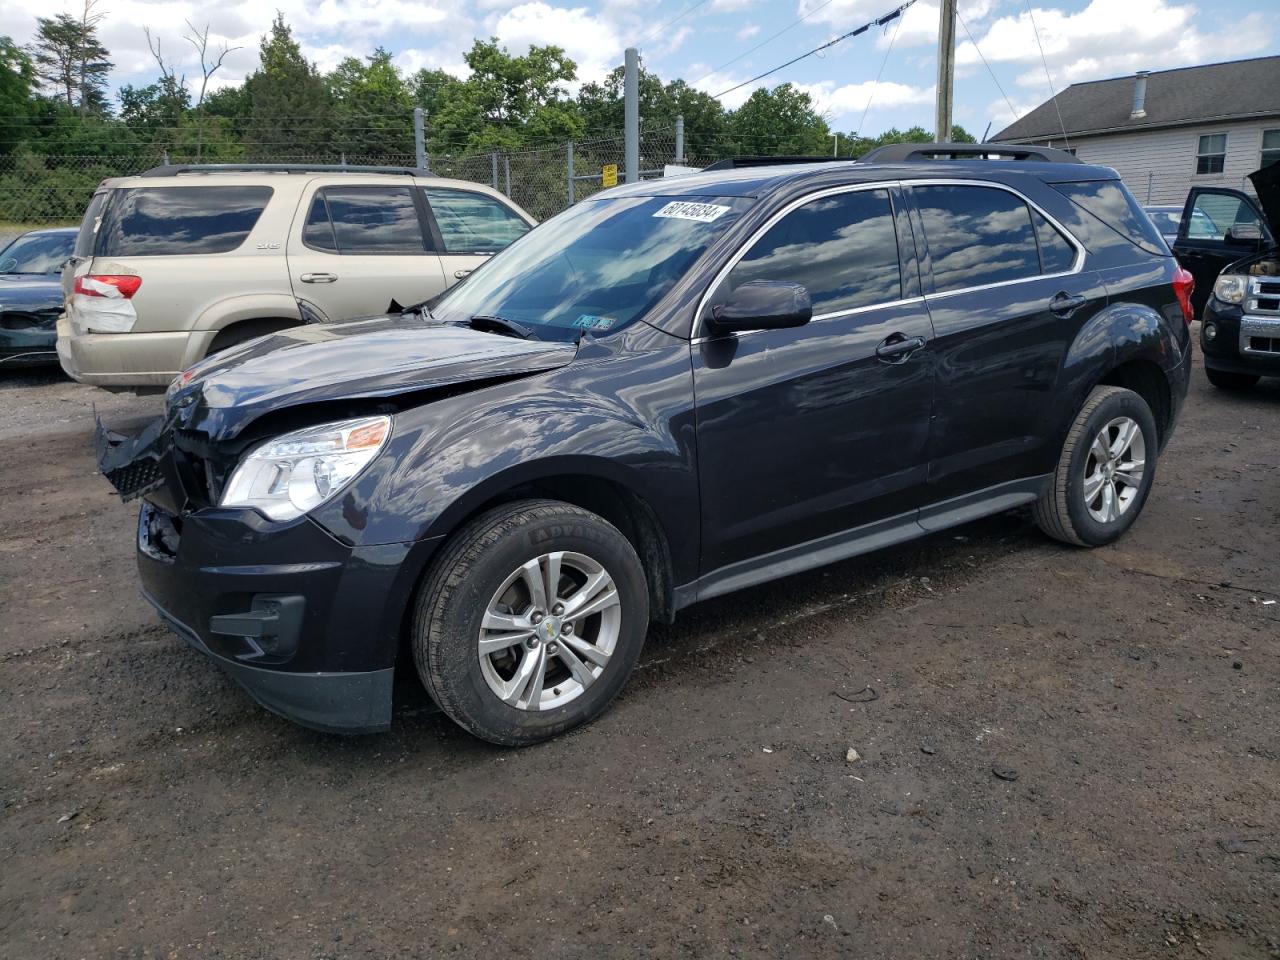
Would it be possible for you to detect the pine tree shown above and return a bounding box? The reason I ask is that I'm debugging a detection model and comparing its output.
[240,14,332,157]
[27,1,112,117]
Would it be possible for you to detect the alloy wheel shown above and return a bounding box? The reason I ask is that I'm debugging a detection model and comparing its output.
[1082,415,1146,524]
[477,551,622,711]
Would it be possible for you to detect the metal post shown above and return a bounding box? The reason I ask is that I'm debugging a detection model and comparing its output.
[624,47,639,184]
[934,0,956,142]
[675,115,684,163]
[413,107,427,172]
[1147,170,1153,204]
[831,132,839,157]
[491,151,499,189]
[567,141,575,207]
[504,156,511,197]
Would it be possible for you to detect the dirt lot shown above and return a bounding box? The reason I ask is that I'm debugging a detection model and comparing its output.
[1,347,1278,960]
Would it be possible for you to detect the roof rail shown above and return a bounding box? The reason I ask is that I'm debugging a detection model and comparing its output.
[139,163,431,177]
[859,142,1083,164]
[699,156,850,171]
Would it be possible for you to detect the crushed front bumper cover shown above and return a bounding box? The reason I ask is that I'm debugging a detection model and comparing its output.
[95,416,408,735]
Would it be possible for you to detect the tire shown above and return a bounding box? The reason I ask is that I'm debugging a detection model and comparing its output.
[1033,386,1159,547]
[1205,367,1259,391]
[412,499,649,746]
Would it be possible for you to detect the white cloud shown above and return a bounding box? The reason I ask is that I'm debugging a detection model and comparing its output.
[711,0,758,9]
[736,24,761,41]
[958,0,1274,92]
[798,79,935,128]
[490,2,624,84]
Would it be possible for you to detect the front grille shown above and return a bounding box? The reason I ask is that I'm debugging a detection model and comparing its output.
[1257,279,1280,296]
[1240,316,1280,356]
[0,310,58,331]
[1247,276,1280,317]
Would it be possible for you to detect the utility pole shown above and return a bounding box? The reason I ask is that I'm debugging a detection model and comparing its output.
[831,132,840,157]
[624,48,639,183]
[934,0,957,143]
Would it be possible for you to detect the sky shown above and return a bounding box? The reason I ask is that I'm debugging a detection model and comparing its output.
[2,0,1277,139]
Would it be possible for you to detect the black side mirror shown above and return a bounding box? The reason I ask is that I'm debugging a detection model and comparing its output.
[709,280,812,333]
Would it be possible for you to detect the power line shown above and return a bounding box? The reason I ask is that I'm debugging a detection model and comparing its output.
[689,0,842,88]
[857,10,904,135]
[712,0,917,100]
[630,0,712,53]
[1024,0,1069,147]
[956,9,1018,128]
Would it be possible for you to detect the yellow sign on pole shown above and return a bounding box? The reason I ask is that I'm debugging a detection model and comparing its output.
[601,164,618,188]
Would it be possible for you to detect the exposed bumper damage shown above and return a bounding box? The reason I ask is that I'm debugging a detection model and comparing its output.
[95,412,176,504]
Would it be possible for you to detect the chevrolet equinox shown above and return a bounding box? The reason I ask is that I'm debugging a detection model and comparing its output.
[98,144,1194,744]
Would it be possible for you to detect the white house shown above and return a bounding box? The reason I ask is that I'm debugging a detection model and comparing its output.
[991,56,1280,206]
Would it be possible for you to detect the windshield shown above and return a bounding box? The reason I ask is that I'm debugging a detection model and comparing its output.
[0,232,74,274]
[430,195,752,341]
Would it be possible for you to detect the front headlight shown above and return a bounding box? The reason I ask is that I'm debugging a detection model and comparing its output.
[220,415,391,521]
[1213,274,1247,305]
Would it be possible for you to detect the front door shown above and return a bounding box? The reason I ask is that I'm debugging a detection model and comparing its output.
[1173,187,1272,317]
[692,185,935,576]
[287,182,446,320]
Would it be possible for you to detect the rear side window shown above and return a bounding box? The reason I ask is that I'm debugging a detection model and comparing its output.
[304,186,428,254]
[1032,210,1077,273]
[1051,179,1167,254]
[913,185,1040,293]
[423,188,530,254]
[95,186,272,256]
[75,191,108,258]
[726,188,901,315]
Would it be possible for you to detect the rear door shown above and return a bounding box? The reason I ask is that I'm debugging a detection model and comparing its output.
[287,182,446,320]
[692,184,936,574]
[1172,187,1272,317]
[906,180,1107,506]
[420,185,532,288]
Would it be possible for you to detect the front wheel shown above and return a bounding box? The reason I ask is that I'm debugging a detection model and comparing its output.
[412,499,649,745]
[1034,385,1158,547]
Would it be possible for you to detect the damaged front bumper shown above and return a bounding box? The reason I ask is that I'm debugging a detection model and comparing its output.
[96,417,428,735]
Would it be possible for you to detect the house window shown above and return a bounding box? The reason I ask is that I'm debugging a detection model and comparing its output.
[1196,133,1227,175]
[1262,130,1280,169]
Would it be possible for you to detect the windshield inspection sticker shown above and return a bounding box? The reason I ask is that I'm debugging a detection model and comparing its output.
[573,314,616,330]
[653,201,731,223]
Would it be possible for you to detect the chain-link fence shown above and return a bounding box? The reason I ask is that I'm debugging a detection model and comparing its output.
[0,126,684,240]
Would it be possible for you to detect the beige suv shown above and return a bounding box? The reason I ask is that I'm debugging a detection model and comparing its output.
[57,164,535,390]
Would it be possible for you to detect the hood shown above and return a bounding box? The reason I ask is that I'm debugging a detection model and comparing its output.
[1248,164,1280,244]
[0,274,64,313]
[170,315,577,441]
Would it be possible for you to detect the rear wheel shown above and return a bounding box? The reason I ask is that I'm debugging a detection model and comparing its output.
[412,499,649,745]
[1034,386,1158,547]
[1205,367,1259,391]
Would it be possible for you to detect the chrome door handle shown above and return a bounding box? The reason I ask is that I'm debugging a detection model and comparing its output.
[300,272,338,283]
[875,333,927,362]
[453,269,472,279]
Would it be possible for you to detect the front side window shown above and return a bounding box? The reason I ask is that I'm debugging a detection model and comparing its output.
[913,185,1041,293]
[0,231,74,274]
[430,195,751,341]
[304,186,428,254]
[423,188,529,254]
[1196,133,1227,175]
[723,189,901,316]
[1185,192,1262,242]
[1262,129,1280,169]
[95,185,273,256]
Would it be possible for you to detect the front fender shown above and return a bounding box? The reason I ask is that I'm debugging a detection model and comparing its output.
[308,334,699,577]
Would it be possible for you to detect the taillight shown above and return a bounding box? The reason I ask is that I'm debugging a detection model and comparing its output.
[1172,266,1195,325]
[74,274,142,299]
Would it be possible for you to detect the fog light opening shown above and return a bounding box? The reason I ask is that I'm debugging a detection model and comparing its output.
[1204,322,1217,341]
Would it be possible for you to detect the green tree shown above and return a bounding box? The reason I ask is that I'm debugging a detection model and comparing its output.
[841,123,978,158]
[0,38,38,154]
[27,3,113,117]
[240,14,332,156]
[727,84,831,156]
[429,40,582,153]
[327,48,413,158]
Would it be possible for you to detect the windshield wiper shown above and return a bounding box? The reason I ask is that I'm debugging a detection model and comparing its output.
[468,314,535,340]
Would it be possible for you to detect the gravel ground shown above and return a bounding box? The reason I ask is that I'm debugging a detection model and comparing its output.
[1,348,1278,960]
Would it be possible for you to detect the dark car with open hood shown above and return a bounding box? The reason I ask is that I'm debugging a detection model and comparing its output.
[97,143,1194,743]
[0,227,75,366]
[1170,164,1280,390]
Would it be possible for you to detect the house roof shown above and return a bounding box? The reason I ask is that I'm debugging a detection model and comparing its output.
[992,56,1280,143]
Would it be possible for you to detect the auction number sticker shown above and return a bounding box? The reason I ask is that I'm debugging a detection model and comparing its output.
[653,201,731,223]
